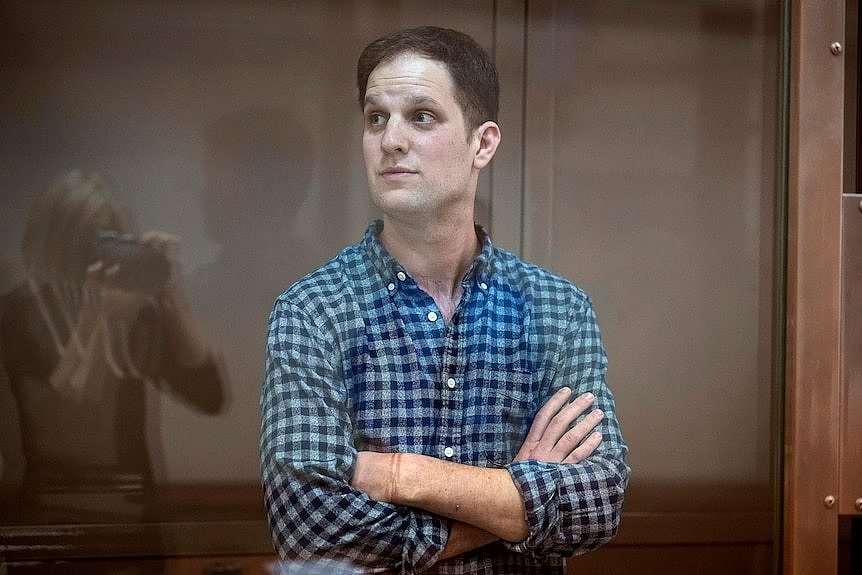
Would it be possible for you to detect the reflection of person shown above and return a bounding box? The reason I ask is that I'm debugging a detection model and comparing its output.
[0,171,224,511]
[260,27,629,573]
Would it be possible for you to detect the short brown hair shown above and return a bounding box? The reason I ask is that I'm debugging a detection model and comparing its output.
[357,26,499,131]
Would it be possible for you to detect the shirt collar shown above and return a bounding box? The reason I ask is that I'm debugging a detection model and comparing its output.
[361,220,494,286]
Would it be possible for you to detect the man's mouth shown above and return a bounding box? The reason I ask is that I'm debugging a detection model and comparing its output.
[379,166,417,177]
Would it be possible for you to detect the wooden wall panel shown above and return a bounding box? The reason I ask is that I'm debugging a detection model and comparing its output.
[568,543,772,575]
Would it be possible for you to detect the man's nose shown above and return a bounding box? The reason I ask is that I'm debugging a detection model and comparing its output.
[381,118,408,154]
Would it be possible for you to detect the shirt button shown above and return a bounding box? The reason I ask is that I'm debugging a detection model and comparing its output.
[397,271,407,281]
[446,377,456,389]
[427,311,438,322]
[479,281,488,290]
[387,282,395,291]
[443,446,455,458]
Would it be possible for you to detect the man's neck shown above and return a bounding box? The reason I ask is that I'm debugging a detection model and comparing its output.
[380,214,480,322]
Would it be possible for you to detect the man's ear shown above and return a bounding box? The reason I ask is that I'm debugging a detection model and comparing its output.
[472,121,501,170]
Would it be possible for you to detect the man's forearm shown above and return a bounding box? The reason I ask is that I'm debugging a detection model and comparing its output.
[348,389,607,552]
[437,521,499,561]
[392,453,529,543]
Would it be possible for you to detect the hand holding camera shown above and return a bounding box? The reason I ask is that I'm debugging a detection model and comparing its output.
[92,230,174,295]
[89,230,211,367]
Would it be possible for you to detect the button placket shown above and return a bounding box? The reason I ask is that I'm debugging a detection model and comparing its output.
[438,310,464,464]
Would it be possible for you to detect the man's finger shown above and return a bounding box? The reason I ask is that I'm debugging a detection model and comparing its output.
[522,387,572,445]
[541,392,595,449]
[551,408,603,460]
[562,431,603,464]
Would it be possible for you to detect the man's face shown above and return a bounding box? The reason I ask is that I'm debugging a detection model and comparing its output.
[362,52,479,220]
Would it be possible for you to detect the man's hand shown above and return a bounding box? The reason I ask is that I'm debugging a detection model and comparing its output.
[514,387,603,463]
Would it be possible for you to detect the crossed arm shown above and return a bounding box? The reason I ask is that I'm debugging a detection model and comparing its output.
[350,387,605,558]
[262,295,628,570]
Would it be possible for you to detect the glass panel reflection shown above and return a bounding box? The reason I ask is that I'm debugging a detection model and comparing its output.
[1,170,225,521]
[0,0,496,535]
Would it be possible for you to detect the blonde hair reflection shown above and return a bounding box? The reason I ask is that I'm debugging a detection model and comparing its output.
[22,171,152,400]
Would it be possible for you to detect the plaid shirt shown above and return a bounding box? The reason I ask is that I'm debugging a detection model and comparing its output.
[261,221,629,574]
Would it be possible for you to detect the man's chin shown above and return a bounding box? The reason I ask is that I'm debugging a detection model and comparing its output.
[370,189,428,213]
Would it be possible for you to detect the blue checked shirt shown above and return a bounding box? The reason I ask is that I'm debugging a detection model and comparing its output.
[261,221,629,574]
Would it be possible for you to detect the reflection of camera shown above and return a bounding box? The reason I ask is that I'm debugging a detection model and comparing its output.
[95,230,171,294]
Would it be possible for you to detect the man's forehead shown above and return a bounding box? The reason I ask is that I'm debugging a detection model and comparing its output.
[364,53,455,102]
[375,49,446,72]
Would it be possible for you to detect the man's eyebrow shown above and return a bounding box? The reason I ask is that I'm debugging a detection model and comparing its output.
[408,95,442,107]
[363,94,442,108]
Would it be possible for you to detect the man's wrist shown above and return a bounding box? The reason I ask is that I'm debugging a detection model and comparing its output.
[391,452,423,505]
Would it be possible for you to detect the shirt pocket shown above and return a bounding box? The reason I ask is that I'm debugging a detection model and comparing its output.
[463,368,534,467]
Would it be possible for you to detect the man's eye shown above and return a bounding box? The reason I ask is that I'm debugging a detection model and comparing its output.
[366,113,386,127]
[414,111,435,124]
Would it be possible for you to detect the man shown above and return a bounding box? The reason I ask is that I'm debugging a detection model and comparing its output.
[260,26,629,574]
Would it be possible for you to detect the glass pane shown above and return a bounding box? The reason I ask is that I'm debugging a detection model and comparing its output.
[527,0,778,511]
[0,0,495,534]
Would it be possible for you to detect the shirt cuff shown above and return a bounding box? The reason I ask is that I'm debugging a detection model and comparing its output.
[401,508,449,571]
[503,460,561,554]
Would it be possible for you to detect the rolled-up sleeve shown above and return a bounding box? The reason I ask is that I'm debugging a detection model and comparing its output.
[260,296,447,572]
[504,295,629,557]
